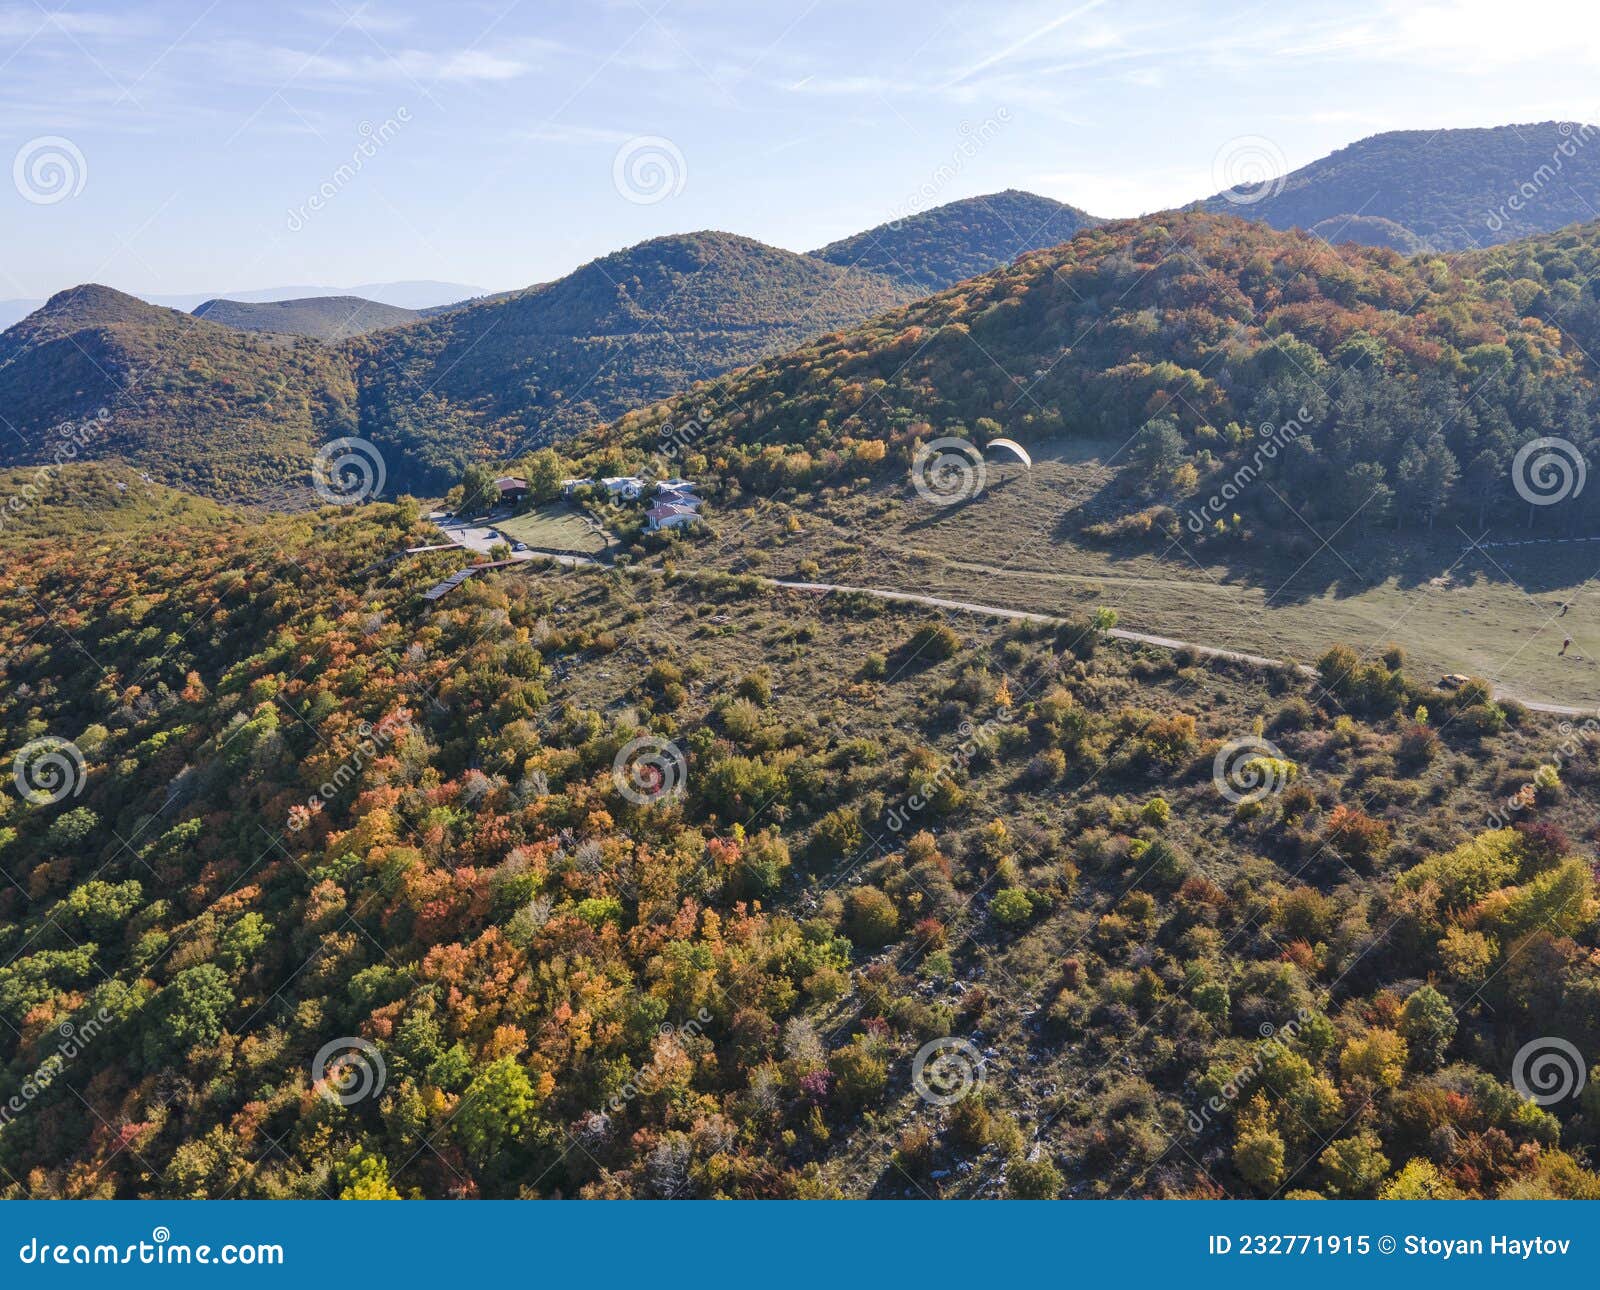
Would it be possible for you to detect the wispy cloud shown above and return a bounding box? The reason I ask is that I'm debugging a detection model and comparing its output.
[199,36,552,86]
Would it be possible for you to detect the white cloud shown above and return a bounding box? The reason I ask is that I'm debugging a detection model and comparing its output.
[200,37,548,86]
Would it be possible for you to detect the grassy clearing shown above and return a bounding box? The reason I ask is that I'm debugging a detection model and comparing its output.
[698,438,1600,709]
[495,503,611,554]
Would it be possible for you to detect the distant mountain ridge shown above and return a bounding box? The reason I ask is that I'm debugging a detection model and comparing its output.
[1197,122,1600,251]
[193,295,423,340]
[812,189,1101,291]
[0,280,488,333]
[13,124,1600,507]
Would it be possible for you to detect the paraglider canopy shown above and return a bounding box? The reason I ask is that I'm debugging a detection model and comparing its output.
[985,438,1032,467]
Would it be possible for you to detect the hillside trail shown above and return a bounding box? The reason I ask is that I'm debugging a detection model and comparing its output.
[765,578,1592,719]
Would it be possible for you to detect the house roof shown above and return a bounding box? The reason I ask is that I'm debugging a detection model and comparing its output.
[495,476,528,491]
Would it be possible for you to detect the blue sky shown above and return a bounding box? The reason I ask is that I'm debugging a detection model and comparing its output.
[2,0,1598,299]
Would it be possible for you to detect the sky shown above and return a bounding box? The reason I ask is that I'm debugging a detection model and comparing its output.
[3,0,1600,300]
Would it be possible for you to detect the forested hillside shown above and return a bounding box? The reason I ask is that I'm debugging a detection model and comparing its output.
[0,287,360,502]
[594,212,1600,542]
[1,500,1599,1198]
[352,232,915,490]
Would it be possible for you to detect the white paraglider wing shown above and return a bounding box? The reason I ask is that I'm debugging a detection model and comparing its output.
[985,438,1032,467]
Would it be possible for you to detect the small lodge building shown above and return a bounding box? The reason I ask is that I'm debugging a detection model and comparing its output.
[646,502,700,532]
[495,476,529,505]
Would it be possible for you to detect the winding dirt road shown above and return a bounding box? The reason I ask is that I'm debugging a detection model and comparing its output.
[767,578,1592,718]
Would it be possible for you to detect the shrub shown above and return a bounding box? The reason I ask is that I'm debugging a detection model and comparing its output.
[1007,1156,1065,1198]
[1323,804,1390,866]
[991,887,1035,927]
[843,886,900,950]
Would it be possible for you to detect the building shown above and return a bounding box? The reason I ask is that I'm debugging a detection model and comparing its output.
[601,476,644,500]
[495,476,529,504]
[655,487,701,510]
[646,502,700,532]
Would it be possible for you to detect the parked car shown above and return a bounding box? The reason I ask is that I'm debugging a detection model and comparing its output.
[513,542,528,552]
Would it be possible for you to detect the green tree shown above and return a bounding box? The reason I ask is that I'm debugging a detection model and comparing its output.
[1321,1132,1390,1197]
[1398,984,1457,1068]
[143,965,234,1065]
[457,1057,541,1161]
